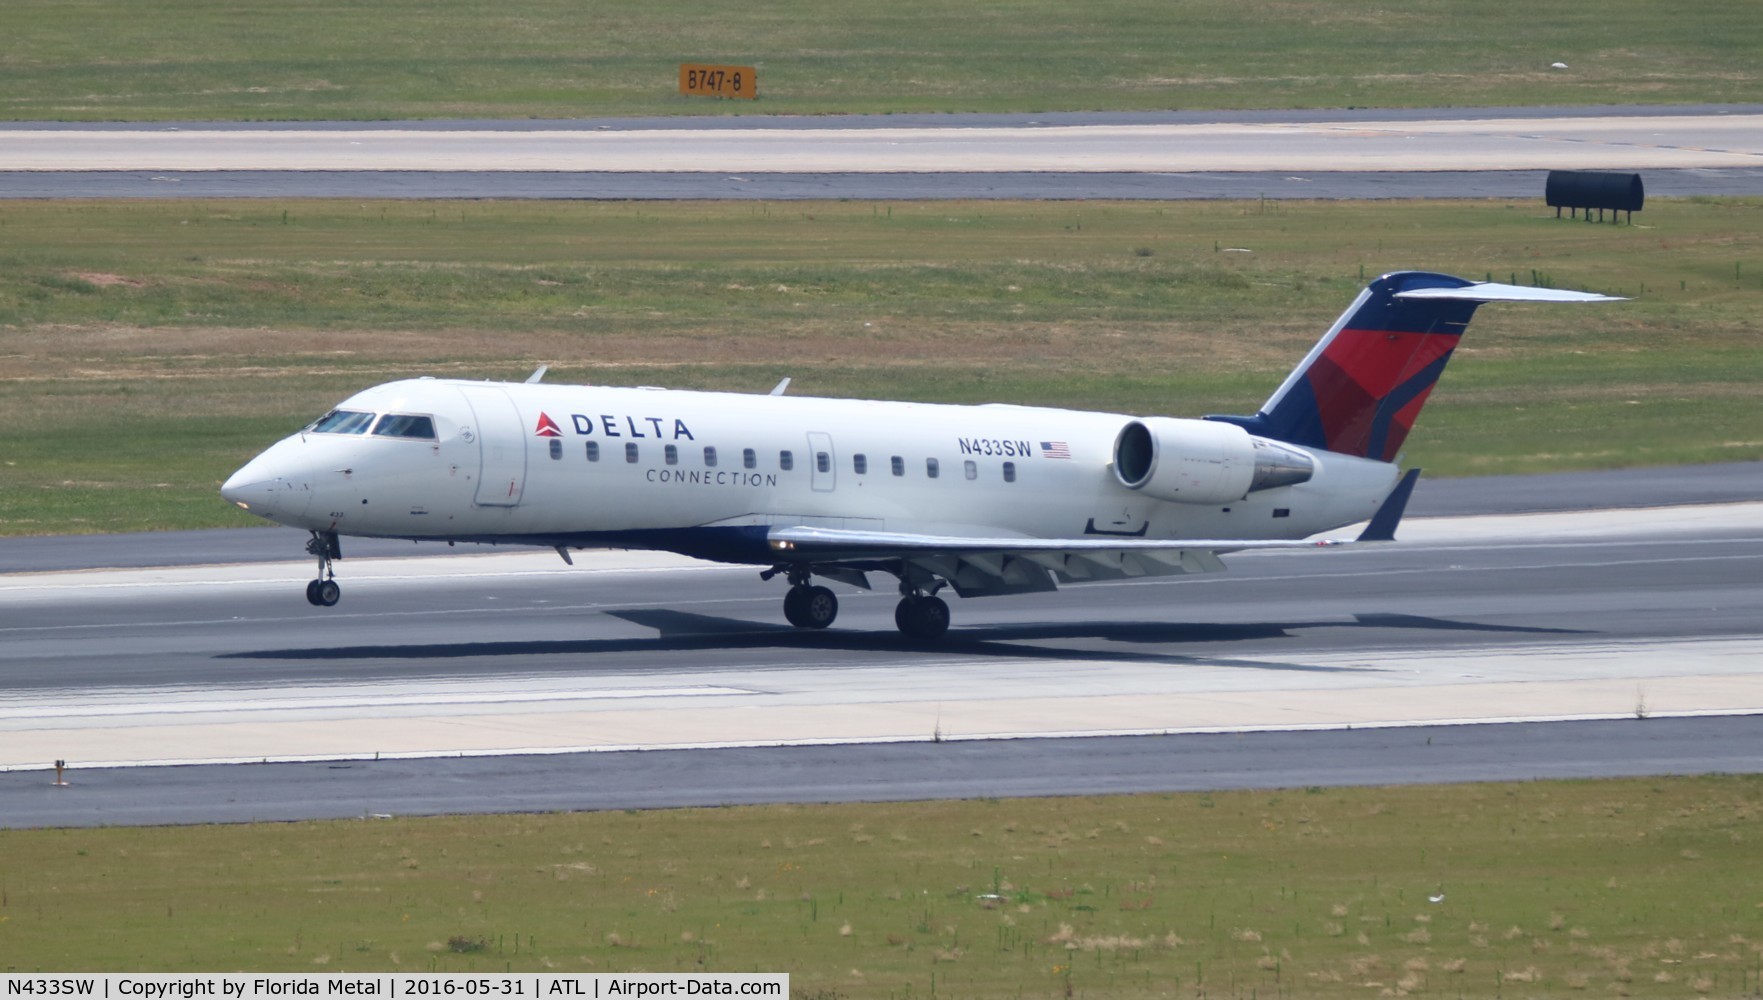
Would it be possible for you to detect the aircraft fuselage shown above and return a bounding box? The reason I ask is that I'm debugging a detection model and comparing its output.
[221,271,1622,637]
[223,378,1394,565]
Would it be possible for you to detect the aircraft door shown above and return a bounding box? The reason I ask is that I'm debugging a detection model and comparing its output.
[807,431,836,493]
[457,385,527,506]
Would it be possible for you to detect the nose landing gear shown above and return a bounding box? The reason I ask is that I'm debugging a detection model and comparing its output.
[305,578,340,607]
[304,530,342,607]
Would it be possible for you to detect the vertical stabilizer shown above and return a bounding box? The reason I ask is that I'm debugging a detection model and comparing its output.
[1207,271,1620,461]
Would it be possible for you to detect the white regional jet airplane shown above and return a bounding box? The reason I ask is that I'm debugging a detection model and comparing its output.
[221,271,1618,640]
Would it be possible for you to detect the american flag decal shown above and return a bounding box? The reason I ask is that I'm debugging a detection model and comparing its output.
[1040,441,1072,460]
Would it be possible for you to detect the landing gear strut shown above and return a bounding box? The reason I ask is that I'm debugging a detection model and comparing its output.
[304,530,341,607]
[772,567,838,629]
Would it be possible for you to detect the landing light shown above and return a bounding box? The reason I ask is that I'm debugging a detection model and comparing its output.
[770,539,796,551]
[233,501,251,511]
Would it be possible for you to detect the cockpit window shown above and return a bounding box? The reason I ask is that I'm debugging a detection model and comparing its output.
[371,413,437,440]
[307,409,376,435]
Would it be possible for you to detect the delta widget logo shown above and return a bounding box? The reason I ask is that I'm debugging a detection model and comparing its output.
[534,412,563,438]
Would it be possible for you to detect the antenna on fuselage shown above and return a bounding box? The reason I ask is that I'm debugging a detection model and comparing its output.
[769,377,791,396]
[525,365,549,384]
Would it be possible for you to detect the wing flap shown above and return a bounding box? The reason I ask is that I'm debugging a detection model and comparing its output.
[768,525,1346,558]
[770,525,1344,595]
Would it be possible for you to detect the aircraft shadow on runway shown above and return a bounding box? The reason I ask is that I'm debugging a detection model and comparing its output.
[219,608,1587,672]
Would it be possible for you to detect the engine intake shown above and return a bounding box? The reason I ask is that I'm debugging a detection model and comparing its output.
[1113,418,1314,505]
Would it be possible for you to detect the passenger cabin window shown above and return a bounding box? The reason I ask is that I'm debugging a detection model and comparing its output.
[1003,461,1016,483]
[780,450,794,471]
[665,444,679,466]
[309,409,375,435]
[926,458,940,479]
[891,456,905,477]
[816,451,831,474]
[586,441,600,462]
[964,460,978,481]
[371,413,437,440]
[853,454,867,475]
[743,448,757,470]
[625,442,639,463]
[548,439,563,460]
[704,446,718,468]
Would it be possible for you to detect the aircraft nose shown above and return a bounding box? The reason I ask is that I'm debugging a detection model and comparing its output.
[219,471,281,511]
[221,440,316,523]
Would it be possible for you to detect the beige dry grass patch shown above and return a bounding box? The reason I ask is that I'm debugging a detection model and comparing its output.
[0,317,1309,384]
[68,271,146,288]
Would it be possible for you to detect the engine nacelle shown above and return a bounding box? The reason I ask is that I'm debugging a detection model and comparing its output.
[1113,417,1315,505]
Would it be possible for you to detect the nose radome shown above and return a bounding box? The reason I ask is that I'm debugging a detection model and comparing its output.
[220,471,309,521]
[219,469,269,509]
[221,440,316,523]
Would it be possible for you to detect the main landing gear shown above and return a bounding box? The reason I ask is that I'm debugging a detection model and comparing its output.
[764,564,953,641]
[894,592,951,642]
[304,530,342,607]
[781,574,839,630]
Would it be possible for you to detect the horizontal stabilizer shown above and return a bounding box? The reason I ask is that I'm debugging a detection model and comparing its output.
[1395,283,1625,303]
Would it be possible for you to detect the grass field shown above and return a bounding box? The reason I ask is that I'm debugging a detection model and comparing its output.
[2,197,1759,537]
[2,0,1760,120]
[2,776,1762,997]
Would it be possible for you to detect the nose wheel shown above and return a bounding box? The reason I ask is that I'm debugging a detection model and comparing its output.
[305,578,341,607]
[304,530,342,607]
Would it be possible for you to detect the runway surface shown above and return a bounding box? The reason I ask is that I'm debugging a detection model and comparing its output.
[5,105,1763,200]
[2,463,1760,826]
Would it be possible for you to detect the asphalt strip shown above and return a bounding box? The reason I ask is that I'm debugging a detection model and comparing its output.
[4,502,1761,772]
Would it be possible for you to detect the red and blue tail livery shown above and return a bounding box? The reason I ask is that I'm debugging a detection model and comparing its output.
[1210,271,1619,461]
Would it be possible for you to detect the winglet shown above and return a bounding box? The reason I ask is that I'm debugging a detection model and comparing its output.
[769,377,792,396]
[1357,467,1422,542]
[525,365,549,384]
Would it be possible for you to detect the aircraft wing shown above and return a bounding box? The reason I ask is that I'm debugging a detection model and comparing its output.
[766,468,1420,597]
[765,526,1339,596]
[770,527,1348,557]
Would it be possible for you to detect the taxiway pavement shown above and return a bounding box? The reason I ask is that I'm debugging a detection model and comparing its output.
[8,167,1763,200]
[4,105,1762,200]
[7,113,1761,173]
[6,717,1758,829]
